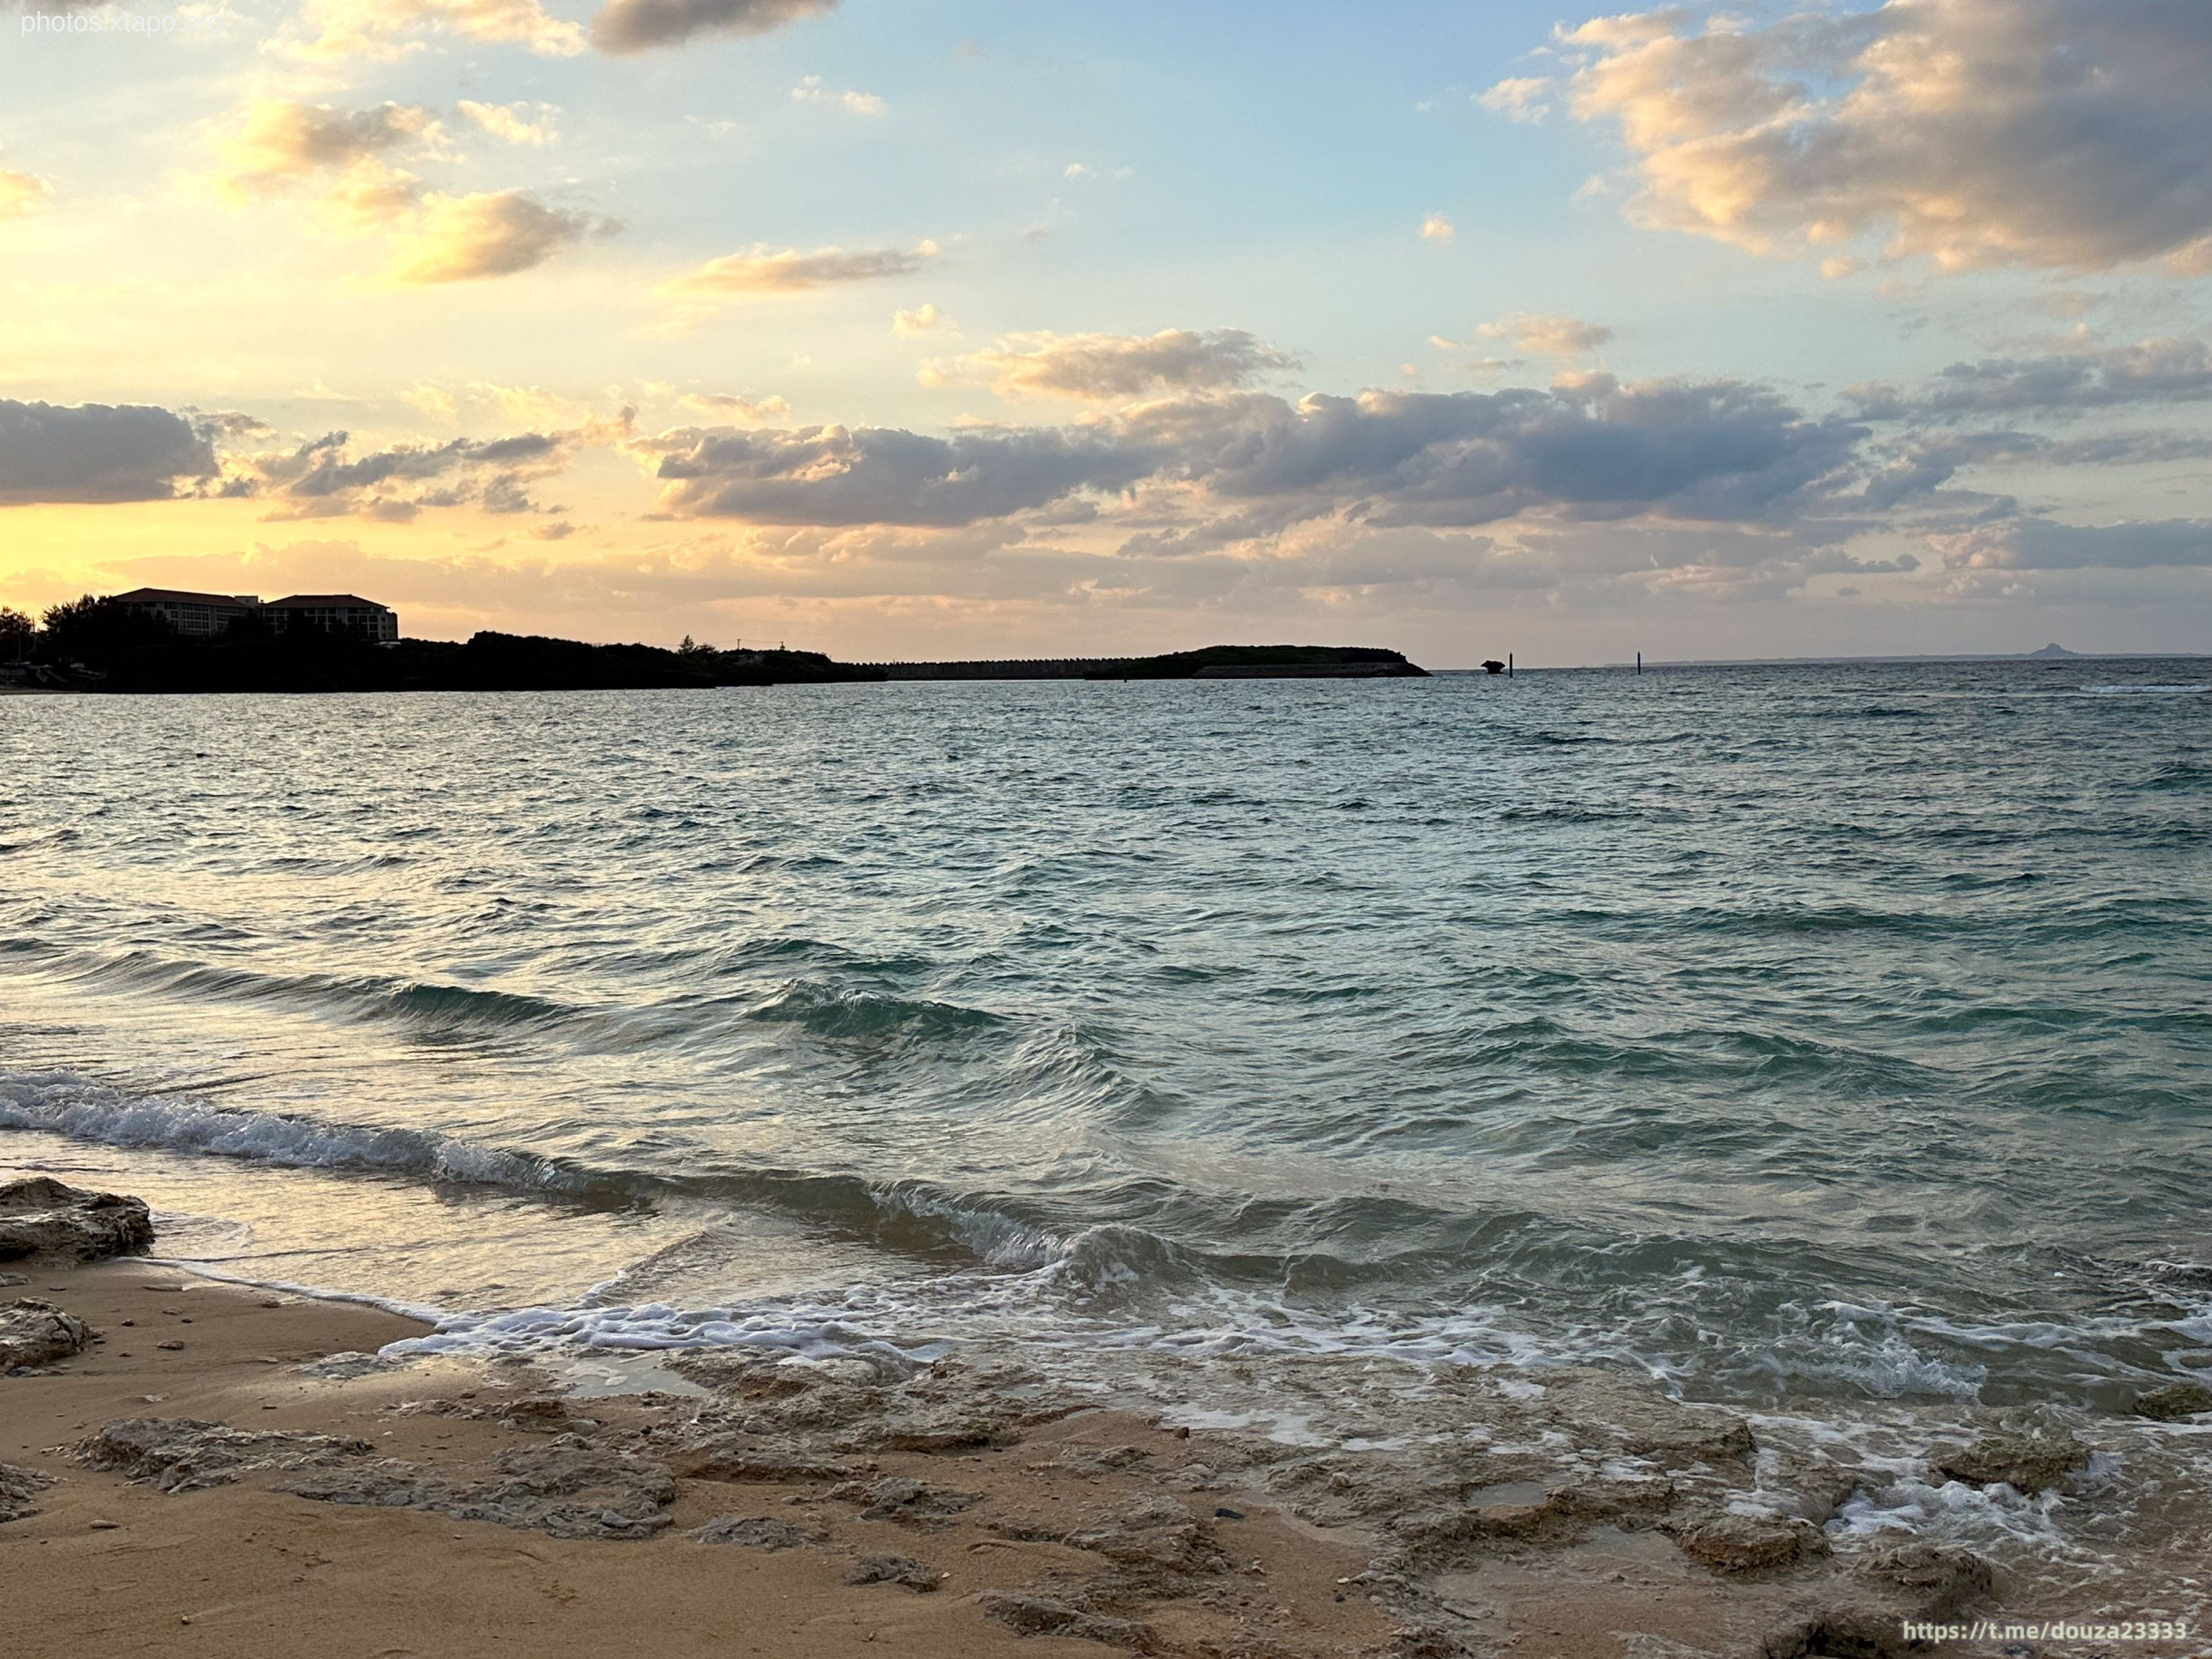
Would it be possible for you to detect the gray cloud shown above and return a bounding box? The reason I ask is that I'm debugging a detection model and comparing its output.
[632,377,1868,539]
[942,329,1300,403]
[237,414,628,521]
[632,424,1158,525]
[211,99,438,202]
[1937,516,2212,570]
[589,0,834,55]
[1556,0,2212,274]
[1126,379,1866,530]
[0,400,219,504]
[1849,337,2212,420]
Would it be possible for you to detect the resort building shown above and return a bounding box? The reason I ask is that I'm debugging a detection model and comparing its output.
[111,588,263,638]
[262,595,401,642]
[110,589,400,643]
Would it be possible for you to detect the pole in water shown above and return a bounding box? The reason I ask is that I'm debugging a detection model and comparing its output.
[1636,651,1642,675]
[1508,652,1513,679]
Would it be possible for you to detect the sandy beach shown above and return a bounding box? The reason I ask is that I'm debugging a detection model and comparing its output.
[8,1179,2205,1659]
[5,1256,1397,1659]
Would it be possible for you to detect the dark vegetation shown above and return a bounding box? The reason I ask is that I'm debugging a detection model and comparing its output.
[1103,644,1427,678]
[1,597,1425,691]
[0,597,883,693]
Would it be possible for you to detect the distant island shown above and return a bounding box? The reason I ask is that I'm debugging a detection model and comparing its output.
[0,592,1427,693]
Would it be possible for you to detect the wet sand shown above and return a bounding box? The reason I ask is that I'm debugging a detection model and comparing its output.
[3,1261,1392,1659]
[5,1254,2201,1659]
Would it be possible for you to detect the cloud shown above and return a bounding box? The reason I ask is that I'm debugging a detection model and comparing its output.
[1477,76,1554,123]
[790,75,885,116]
[0,169,52,220]
[1848,337,2212,419]
[386,192,611,283]
[940,329,1300,403]
[1556,0,2212,273]
[205,99,605,283]
[630,422,1158,525]
[1477,312,1615,357]
[235,409,629,521]
[677,391,792,422]
[211,99,440,203]
[458,100,559,145]
[1123,379,1862,532]
[286,0,583,58]
[628,374,1865,544]
[1420,213,1455,244]
[589,0,835,56]
[0,400,219,504]
[893,303,947,335]
[656,241,938,329]
[1935,516,2212,569]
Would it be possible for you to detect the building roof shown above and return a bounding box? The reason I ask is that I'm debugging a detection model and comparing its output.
[265,595,392,610]
[112,588,259,608]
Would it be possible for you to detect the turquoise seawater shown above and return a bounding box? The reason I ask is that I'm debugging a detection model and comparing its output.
[3,660,2209,1432]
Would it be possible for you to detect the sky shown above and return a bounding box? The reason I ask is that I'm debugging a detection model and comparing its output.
[1,0,2209,665]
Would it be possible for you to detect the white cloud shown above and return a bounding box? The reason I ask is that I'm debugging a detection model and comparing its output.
[385,192,610,284]
[458,100,560,146]
[1420,213,1455,245]
[790,75,885,116]
[656,241,939,329]
[1476,312,1615,357]
[285,0,583,58]
[1477,76,1552,123]
[1554,0,2212,274]
[678,391,792,422]
[0,169,53,221]
[892,303,947,335]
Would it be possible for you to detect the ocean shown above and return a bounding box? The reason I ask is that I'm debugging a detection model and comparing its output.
[5,658,2209,1575]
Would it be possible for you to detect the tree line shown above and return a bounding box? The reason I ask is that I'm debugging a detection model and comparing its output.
[0,595,883,693]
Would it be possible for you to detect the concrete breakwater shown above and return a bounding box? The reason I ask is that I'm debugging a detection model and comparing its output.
[858,646,1428,680]
[858,658,1115,680]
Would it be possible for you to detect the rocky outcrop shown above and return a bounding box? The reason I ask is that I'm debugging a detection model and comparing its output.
[1664,1511,1827,1574]
[1,1461,53,1523]
[75,1418,374,1492]
[828,1475,977,1523]
[978,1591,1151,1649]
[842,1553,941,1592]
[1537,1372,1757,1468]
[280,1444,678,1540]
[1,1299,95,1370]
[669,1442,858,1484]
[1760,1541,1994,1658]
[1059,1493,1229,1577]
[0,1178,154,1265]
[2134,1382,2212,1421]
[1929,1428,2089,1493]
[691,1514,820,1549]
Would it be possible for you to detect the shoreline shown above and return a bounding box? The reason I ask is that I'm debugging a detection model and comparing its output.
[7,1256,1399,1659]
[12,1235,2202,1657]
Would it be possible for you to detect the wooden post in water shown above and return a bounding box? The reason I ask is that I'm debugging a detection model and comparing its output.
[1636,651,1642,675]
[1508,653,1513,679]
